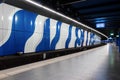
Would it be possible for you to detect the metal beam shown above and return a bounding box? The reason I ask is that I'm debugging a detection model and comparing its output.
[61,0,86,5]
[87,18,120,22]
[84,12,120,19]
[75,1,120,10]
[85,15,120,20]
[79,6,120,15]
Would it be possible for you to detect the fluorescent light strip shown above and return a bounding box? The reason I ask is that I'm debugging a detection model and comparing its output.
[25,0,108,38]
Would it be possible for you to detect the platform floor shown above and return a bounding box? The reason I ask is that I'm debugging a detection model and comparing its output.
[0,43,120,80]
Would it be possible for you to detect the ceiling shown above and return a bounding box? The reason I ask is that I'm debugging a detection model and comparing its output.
[35,0,120,38]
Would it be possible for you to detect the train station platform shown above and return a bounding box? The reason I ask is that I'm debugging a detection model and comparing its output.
[0,43,120,80]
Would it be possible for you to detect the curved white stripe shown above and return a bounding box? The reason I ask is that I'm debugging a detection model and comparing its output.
[0,3,21,46]
[83,30,87,46]
[56,23,69,49]
[24,15,47,53]
[0,3,3,29]
[94,35,101,45]
[68,26,76,48]
[50,19,57,45]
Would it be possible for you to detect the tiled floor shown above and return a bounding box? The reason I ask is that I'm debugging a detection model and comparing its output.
[0,43,120,80]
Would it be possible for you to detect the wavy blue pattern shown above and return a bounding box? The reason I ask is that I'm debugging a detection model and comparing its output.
[86,31,88,46]
[75,28,81,48]
[0,10,37,56]
[89,33,93,45]
[91,33,95,45]
[89,33,91,45]
[50,21,62,50]
[36,18,50,52]
[81,30,84,47]
[0,48,3,56]
[0,30,15,56]
[65,25,72,48]
[0,5,101,56]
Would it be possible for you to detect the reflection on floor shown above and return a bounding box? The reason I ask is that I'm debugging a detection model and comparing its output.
[108,43,120,80]
[0,43,120,80]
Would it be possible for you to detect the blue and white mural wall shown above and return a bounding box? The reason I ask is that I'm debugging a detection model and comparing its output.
[0,3,101,56]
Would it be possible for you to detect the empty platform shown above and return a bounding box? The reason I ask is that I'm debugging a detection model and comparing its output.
[0,43,120,80]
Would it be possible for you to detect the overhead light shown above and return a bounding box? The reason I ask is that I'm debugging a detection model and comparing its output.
[116,35,119,37]
[110,33,114,36]
[25,0,108,38]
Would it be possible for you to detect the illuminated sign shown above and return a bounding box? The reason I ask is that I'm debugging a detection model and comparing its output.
[96,23,105,28]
